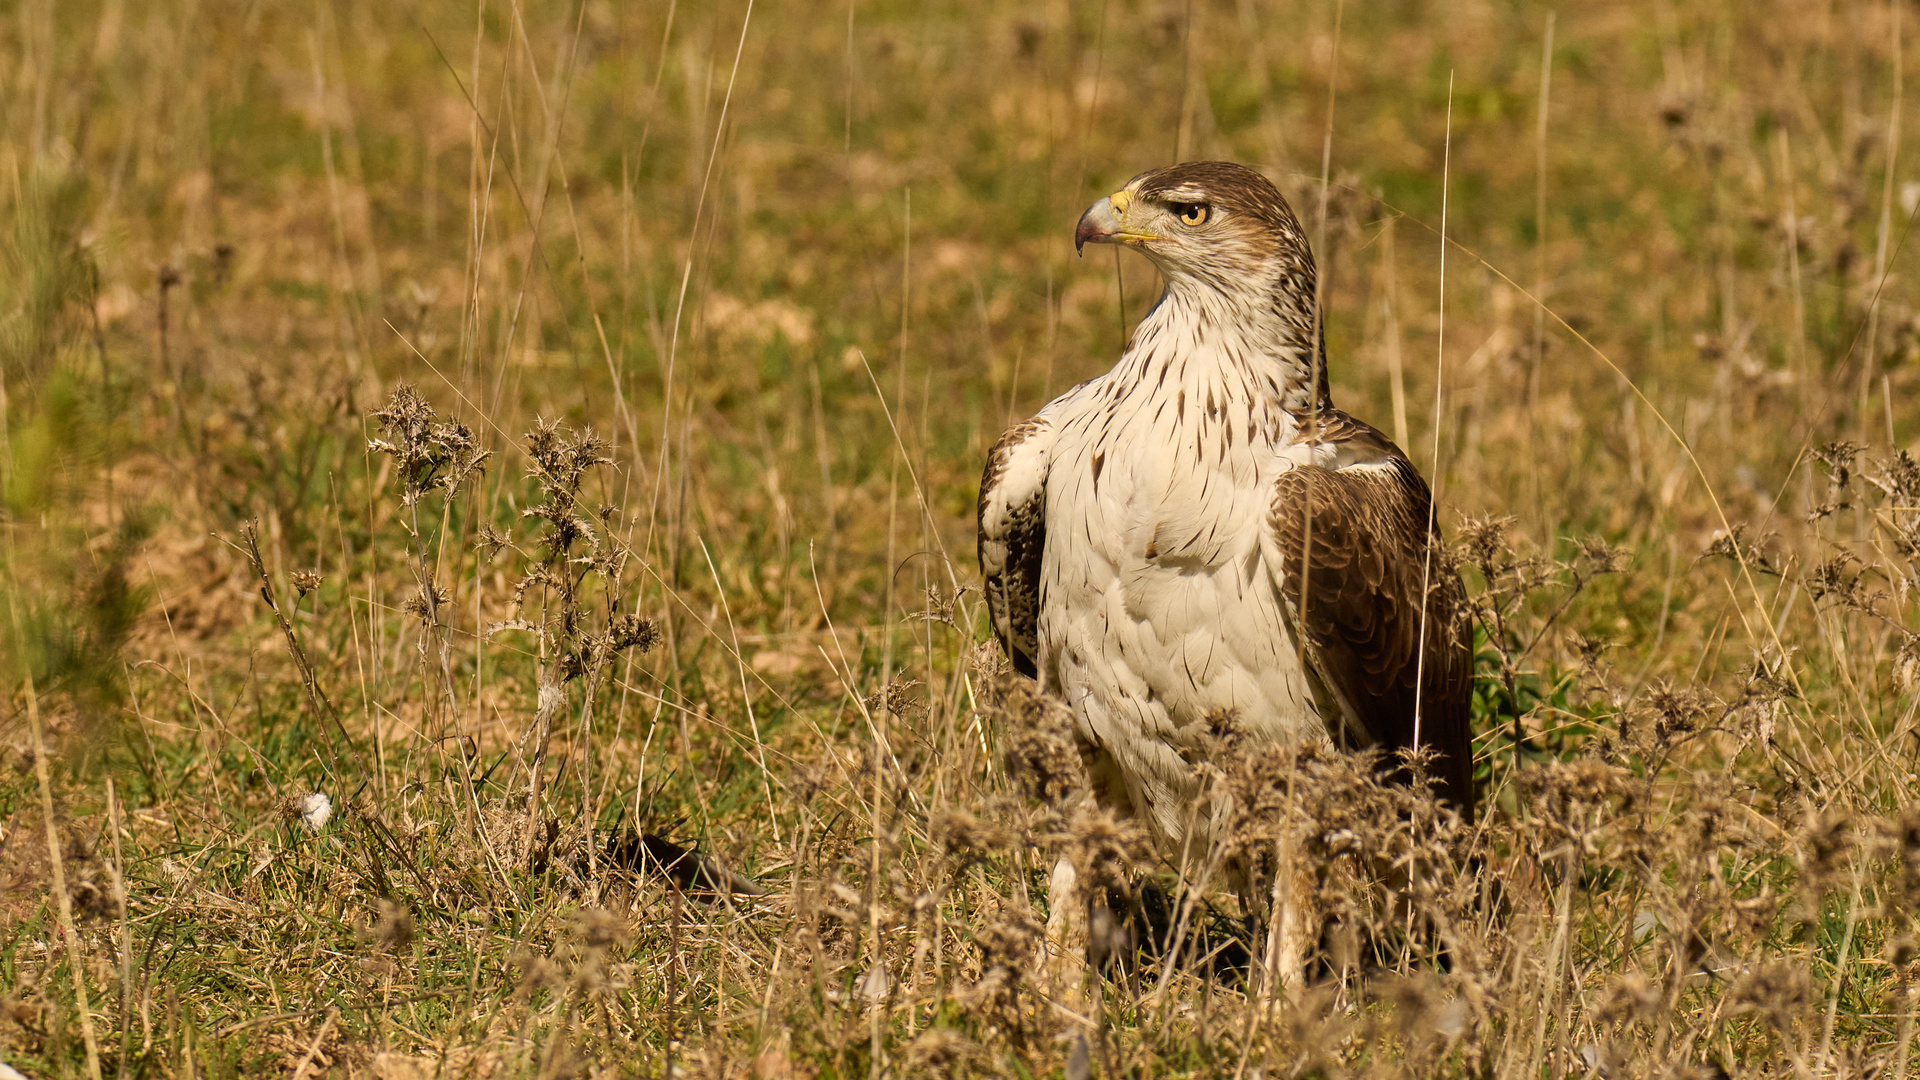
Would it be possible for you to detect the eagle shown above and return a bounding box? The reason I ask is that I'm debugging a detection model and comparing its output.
[976,161,1473,985]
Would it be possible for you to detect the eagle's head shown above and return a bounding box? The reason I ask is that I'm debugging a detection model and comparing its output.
[1076,159,1318,299]
[1076,161,1327,402]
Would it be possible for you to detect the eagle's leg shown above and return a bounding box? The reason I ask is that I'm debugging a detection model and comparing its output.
[1044,855,1090,1005]
[1255,835,1318,1001]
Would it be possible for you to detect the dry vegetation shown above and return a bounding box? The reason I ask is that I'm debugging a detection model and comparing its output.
[4,0,1920,1075]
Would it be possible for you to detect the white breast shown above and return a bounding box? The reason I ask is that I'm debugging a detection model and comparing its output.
[1035,333,1325,850]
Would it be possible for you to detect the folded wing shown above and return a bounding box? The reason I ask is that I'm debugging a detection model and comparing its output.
[978,416,1055,679]
[1265,422,1474,818]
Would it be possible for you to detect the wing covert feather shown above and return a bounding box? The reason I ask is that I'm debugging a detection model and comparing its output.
[1267,433,1474,817]
[978,417,1054,679]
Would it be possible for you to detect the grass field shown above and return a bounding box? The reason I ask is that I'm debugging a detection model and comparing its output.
[4,0,1920,1075]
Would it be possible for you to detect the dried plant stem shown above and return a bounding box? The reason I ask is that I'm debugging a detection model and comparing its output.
[240,520,353,768]
[155,267,187,454]
[1896,979,1915,1080]
[1530,10,1554,379]
[881,190,910,693]
[1528,12,1555,537]
[667,883,683,1079]
[697,536,780,843]
[1412,72,1454,749]
[291,1009,339,1079]
[523,674,564,869]
[27,683,102,1080]
[867,686,889,1080]
[1380,217,1409,450]
[242,520,445,900]
[1817,860,1866,1070]
[108,777,133,1080]
[1861,0,1904,447]
[0,375,10,491]
[1775,128,1807,392]
[411,498,462,724]
[1528,848,1576,1079]
[1150,823,1222,1011]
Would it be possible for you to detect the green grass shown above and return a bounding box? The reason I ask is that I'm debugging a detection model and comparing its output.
[4,0,1920,1076]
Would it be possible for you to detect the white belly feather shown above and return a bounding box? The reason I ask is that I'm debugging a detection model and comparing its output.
[1035,344,1327,850]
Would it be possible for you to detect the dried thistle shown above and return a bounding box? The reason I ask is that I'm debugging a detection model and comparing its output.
[911,583,966,629]
[359,899,414,952]
[1593,972,1662,1027]
[481,417,644,868]
[606,612,658,654]
[1865,448,1920,505]
[902,1028,986,1076]
[1807,550,1867,607]
[1728,888,1781,946]
[1730,658,1795,750]
[475,524,514,561]
[993,679,1085,805]
[1514,759,1634,864]
[1701,525,1778,575]
[958,908,1044,1040]
[1643,683,1719,749]
[1894,634,1920,693]
[402,580,452,624]
[1880,808,1920,909]
[1813,440,1864,491]
[1571,633,1613,677]
[509,949,566,999]
[1796,810,1855,901]
[866,674,927,720]
[935,805,1016,866]
[1455,513,1517,574]
[555,908,629,994]
[1727,962,1810,1032]
[367,385,490,722]
[1576,535,1631,576]
[288,792,332,832]
[290,569,322,598]
[1038,803,1150,898]
[521,418,613,555]
[1454,516,1625,768]
[368,385,491,506]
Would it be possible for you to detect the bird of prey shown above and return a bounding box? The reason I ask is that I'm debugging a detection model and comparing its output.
[977,161,1472,986]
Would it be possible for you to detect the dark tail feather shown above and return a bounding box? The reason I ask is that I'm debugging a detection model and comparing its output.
[605,831,763,900]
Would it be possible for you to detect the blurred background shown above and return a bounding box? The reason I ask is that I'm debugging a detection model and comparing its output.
[3,0,1906,669]
[2,0,1917,1073]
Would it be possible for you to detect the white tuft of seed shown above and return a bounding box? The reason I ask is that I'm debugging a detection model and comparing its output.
[858,963,892,1004]
[293,792,332,832]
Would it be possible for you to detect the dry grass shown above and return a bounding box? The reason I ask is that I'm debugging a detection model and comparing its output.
[4,0,1920,1075]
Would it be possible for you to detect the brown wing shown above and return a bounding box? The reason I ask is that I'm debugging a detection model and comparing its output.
[977,417,1053,679]
[1267,421,1474,819]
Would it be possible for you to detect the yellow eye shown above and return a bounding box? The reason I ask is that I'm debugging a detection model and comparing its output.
[1173,202,1210,226]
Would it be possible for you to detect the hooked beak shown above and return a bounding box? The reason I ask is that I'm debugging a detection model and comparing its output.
[1074,189,1153,254]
